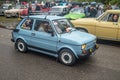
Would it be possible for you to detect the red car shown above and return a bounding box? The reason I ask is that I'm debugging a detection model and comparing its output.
[20,4,50,16]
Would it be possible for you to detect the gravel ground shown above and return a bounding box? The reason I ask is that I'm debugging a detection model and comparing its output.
[0,16,20,30]
[0,21,19,30]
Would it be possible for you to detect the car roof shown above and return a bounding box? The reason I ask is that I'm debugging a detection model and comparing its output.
[51,6,68,8]
[27,15,66,20]
[106,10,120,14]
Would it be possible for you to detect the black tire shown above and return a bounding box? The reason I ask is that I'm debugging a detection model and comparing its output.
[15,39,27,53]
[59,49,76,66]
[76,27,88,33]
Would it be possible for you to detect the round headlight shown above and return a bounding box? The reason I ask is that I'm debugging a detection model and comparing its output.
[82,44,86,50]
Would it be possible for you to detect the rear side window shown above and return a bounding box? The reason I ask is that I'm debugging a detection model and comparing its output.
[21,18,33,30]
[101,13,119,22]
[34,19,52,33]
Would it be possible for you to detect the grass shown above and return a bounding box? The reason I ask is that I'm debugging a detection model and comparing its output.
[0,16,21,29]
[0,16,20,22]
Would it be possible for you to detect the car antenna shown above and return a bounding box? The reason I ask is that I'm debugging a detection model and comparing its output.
[27,8,30,18]
[27,3,32,19]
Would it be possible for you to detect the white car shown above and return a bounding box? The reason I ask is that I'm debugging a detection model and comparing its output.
[0,3,12,15]
[4,5,26,18]
[48,6,69,16]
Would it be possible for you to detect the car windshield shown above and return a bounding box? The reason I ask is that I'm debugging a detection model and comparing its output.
[2,6,8,9]
[8,5,21,9]
[96,12,104,20]
[15,5,21,9]
[2,4,12,9]
[50,8,63,12]
[52,19,76,34]
[70,8,84,14]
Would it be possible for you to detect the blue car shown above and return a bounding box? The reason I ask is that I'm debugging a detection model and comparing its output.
[11,15,98,66]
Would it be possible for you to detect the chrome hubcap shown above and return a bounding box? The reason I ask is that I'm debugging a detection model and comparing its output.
[18,42,24,51]
[61,52,72,64]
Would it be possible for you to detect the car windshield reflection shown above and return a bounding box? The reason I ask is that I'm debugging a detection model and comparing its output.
[53,19,76,34]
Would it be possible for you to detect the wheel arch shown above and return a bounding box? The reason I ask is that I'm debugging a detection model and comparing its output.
[57,47,79,59]
[76,27,88,33]
[15,37,27,45]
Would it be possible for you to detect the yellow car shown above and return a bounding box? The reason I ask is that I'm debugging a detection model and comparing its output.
[71,10,120,41]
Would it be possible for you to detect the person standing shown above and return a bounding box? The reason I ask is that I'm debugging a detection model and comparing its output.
[96,6,103,17]
[28,3,32,16]
[89,5,97,17]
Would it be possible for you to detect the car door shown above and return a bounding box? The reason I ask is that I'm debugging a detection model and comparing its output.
[19,18,34,45]
[95,13,119,40]
[30,19,58,53]
[117,25,120,41]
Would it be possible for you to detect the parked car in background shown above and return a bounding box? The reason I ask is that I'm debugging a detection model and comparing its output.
[20,4,50,16]
[11,15,98,66]
[4,5,27,18]
[48,6,69,16]
[64,7,85,20]
[0,3,12,15]
[71,10,120,42]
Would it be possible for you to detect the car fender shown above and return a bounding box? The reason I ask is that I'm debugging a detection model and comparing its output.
[76,27,88,33]
[57,45,79,59]
[15,36,28,45]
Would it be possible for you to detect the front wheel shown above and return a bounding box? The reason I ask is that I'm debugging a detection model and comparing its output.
[59,49,76,66]
[15,39,27,53]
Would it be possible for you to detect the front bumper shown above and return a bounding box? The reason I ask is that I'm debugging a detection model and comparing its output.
[5,12,17,17]
[79,44,99,57]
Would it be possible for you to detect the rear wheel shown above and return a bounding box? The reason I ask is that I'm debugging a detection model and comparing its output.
[15,39,27,53]
[59,49,76,66]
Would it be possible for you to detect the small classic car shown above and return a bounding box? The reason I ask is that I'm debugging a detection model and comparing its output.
[4,5,26,18]
[20,4,50,16]
[71,10,120,42]
[48,6,69,16]
[64,7,85,20]
[0,3,12,15]
[11,15,98,66]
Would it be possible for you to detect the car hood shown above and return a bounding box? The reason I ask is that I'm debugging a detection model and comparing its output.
[60,30,96,45]
[71,18,97,26]
[5,9,21,13]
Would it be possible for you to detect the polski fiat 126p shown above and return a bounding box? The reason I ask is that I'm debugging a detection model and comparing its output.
[11,15,98,66]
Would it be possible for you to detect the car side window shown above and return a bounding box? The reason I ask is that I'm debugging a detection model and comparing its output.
[21,18,33,30]
[101,14,109,21]
[101,13,119,22]
[111,14,119,22]
[34,20,52,33]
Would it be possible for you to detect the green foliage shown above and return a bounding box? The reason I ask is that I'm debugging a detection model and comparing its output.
[110,0,120,5]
